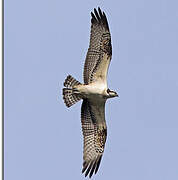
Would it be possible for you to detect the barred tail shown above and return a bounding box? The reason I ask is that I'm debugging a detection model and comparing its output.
[63,75,82,107]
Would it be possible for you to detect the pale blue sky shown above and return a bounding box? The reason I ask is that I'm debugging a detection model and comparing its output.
[5,0,178,179]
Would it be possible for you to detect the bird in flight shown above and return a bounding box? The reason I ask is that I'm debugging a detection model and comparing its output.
[63,7,118,178]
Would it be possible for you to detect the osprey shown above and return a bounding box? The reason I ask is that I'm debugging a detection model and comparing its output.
[63,7,118,178]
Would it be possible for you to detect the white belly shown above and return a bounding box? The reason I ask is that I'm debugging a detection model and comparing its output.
[77,81,107,98]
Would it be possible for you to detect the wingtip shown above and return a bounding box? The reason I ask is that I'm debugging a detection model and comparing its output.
[98,7,103,16]
[89,160,97,178]
[95,156,102,174]
[90,7,110,32]
[85,162,93,177]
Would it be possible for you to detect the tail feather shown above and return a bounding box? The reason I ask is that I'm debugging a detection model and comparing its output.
[64,75,81,88]
[63,75,82,107]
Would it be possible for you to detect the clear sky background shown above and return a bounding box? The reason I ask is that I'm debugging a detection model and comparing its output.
[4,0,178,179]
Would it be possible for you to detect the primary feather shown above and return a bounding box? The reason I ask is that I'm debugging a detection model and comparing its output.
[84,7,112,84]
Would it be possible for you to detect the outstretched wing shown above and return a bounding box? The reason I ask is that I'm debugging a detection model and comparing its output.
[84,7,112,85]
[81,99,107,178]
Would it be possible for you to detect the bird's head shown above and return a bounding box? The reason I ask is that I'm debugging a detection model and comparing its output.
[107,88,118,98]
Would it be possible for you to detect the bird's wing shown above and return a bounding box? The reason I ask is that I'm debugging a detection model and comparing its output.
[83,7,112,85]
[81,99,107,178]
